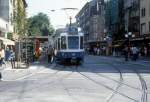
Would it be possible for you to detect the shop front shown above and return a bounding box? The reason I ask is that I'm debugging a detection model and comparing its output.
[0,37,15,49]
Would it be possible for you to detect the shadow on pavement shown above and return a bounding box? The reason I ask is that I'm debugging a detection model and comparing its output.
[29,55,150,74]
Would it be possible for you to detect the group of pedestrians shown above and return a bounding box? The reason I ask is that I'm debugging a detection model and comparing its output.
[0,46,15,68]
[123,45,139,61]
[86,47,105,55]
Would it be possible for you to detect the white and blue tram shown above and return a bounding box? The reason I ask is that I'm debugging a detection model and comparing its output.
[54,27,84,64]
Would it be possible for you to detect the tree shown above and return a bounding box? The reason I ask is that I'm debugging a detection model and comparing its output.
[27,13,54,36]
[13,0,27,38]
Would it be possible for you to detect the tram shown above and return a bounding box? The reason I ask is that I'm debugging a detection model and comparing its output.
[54,26,84,64]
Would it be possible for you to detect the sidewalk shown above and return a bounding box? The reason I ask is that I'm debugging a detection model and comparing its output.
[88,54,150,67]
[3,61,28,70]
[0,62,43,81]
[0,62,27,81]
[107,56,150,67]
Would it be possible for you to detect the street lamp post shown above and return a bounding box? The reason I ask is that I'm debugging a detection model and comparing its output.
[125,32,135,45]
[104,36,112,56]
[125,32,135,58]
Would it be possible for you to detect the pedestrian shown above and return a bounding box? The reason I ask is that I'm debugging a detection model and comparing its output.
[131,46,139,61]
[9,48,15,69]
[0,46,5,66]
[94,47,97,55]
[0,72,2,80]
[124,46,129,61]
[5,47,11,62]
[97,48,100,55]
[144,47,147,56]
[47,46,54,63]
[0,49,2,67]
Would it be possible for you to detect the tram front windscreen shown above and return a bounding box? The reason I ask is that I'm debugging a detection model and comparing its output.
[68,36,79,49]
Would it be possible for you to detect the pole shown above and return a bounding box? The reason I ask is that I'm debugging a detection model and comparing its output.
[25,37,28,66]
[69,16,72,27]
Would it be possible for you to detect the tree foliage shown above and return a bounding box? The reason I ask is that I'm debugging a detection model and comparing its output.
[27,13,54,36]
[13,0,27,37]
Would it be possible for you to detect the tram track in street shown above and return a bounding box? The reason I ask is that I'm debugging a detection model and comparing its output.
[13,64,75,101]
[103,63,123,102]
[136,70,148,102]
[119,63,148,102]
[59,65,81,102]
[75,65,139,102]
[103,57,148,102]
[59,60,148,102]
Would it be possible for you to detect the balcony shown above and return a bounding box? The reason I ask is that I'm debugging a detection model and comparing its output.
[0,17,14,37]
[0,17,7,31]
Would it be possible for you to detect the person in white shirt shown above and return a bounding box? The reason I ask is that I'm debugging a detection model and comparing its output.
[0,46,5,66]
[131,46,139,61]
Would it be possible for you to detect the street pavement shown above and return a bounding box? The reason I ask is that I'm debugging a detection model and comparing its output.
[0,55,150,102]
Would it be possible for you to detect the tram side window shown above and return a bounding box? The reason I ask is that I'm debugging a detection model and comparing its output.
[55,40,58,48]
[80,36,84,49]
[61,36,67,49]
[58,38,60,50]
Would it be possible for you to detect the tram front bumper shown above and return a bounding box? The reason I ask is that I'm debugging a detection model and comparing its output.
[57,52,84,60]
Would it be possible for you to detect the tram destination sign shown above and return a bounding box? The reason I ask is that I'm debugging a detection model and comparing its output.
[67,26,78,35]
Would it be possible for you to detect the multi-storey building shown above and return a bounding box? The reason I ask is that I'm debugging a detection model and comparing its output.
[76,2,90,46]
[140,0,150,36]
[140,0,150,56]
[76,0,105,49]
[0,0,14,38]
[0,0,27,39]
[105,0,124,40]
[124,0,140,36]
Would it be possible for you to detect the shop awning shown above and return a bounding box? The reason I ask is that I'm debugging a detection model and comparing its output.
[0,37,15,45]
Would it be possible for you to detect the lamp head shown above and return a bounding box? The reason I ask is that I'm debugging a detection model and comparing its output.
[125,34,128,38]
[128,32,132,36]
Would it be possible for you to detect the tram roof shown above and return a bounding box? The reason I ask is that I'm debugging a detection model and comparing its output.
[60,32,84,36]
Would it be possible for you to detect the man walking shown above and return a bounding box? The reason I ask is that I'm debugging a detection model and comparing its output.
[10,48,15,69]
[47,46,54,63]
[0,47,5,67]
[124,46,129,61]
[131,46,139,61]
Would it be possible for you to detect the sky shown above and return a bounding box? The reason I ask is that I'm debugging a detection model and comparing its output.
[26,0,90,29]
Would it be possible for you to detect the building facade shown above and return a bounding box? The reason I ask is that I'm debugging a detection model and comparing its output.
[140,0,150,56]
[140,0,150,35]
[0,0,14,38]
[124,0,140,37]
[76,2,90,45]
[76,0,105,49]
[0,0,27,40]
